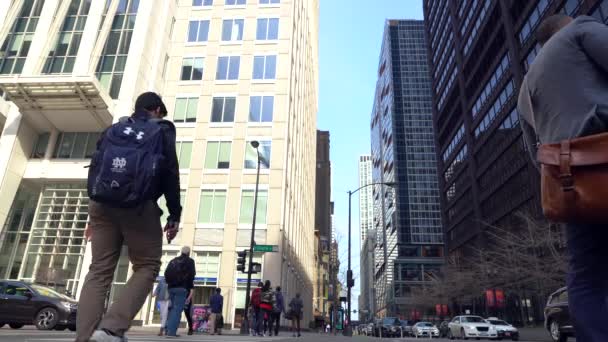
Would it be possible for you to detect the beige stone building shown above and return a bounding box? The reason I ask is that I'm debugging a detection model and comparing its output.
[0,0,318,328]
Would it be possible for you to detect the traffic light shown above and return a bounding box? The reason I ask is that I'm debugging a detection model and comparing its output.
[347,269,355,287]
[251,262,262,274]
[237,250,247,272]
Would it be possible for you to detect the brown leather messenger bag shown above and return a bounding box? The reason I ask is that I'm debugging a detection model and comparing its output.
[537,132,608,223]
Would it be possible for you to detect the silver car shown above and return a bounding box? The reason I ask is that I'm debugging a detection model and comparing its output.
[412,322,440,338]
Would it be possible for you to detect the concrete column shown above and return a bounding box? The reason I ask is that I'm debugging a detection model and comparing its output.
[0,105,23,229]
[114,0,155,116]
[43,128,59,160]
[73,0,107,76]
[21,0,60,75]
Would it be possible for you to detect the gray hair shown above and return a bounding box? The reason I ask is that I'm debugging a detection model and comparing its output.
[181,246,191,255]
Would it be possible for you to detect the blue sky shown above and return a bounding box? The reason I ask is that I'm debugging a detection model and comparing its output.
[318,0,424,317]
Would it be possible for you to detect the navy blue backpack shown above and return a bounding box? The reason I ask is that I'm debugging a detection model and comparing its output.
[88,116,165,208]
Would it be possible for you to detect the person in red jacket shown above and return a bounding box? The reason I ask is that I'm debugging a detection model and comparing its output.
[250,282,263,336]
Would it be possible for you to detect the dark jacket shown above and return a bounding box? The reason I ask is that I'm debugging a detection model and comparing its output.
[210,293,223,314]
[518,16,608,167]
[275,291,285,312]
[99,111,182,222]
[167,254,196,290]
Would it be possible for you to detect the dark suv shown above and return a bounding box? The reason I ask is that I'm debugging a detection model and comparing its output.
[544,287,574,342]
[0,280,77,331]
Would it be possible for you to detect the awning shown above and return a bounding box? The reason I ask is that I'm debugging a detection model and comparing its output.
[0,76,114,132]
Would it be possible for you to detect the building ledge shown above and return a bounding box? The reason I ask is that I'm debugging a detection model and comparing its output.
[23,159,89,180]
[0,76,113,132]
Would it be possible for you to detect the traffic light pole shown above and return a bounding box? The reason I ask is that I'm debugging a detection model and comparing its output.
[240,142,262,335]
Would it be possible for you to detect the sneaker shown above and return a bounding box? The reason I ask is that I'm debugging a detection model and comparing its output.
[165,335,181,338]
[90,330,124,342]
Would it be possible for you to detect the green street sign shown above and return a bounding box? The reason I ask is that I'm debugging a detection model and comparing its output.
[254,245,278,252]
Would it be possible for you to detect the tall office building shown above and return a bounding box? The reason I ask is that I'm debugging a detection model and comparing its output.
[313,130,331,323]
[358,155,373,244]
[423,0,608,257]
[370,20,444,318]
[358,154,374,322]
[0,0,319,327]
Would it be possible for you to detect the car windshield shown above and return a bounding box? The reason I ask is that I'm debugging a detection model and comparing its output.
[31,285,71,300]
[489,320,509,326]
[461,316,486,323]
[418,323,434,327]
[383,318,399,325]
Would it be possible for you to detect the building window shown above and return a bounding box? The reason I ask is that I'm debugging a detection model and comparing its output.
[0,0,45,75]
[95,0,139,99]
[193,251,220,284]
[176,141,193,169]
[221,19,244,42]
[188,20,210,43]
[591,1,608,23]
[31,133,50,158]
[198,189,227,224]
[44,0,91,74]
[225,0,246,5]
[259,0,280,4]
[173,97,198,123]
[216,56,240,80]
[52,132,101,159]
[519,0,553,45]
[239,189,268,225]
[181,57,204,81]
[256,18,279,40]
[211,97,236,123]
[244,140,271,169]
[252,55,277,80]
[204,141,232,169]
[249,96,274,122]
[193,0,213,6]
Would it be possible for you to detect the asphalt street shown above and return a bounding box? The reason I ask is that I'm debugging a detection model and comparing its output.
[0,328,563,342]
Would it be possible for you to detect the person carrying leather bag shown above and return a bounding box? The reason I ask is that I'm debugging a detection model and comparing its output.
[518,14,608,342]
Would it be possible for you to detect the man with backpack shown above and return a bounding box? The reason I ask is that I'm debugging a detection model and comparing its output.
[209,288,224,335]
[270,286,285,336]
[288,293,304,337]
[164,246,196,337]
[77,92,181,342]
[250,282,263,336]
[518,15,608,342]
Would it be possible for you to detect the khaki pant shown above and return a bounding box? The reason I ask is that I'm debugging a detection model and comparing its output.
[209,313,222,335]
[76,201,162,341]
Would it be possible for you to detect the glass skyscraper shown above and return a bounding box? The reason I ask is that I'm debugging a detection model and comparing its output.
[370,20,443,318]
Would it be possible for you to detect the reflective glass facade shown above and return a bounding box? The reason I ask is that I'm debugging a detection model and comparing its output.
[424,0,606,257]
[370,20,443,317]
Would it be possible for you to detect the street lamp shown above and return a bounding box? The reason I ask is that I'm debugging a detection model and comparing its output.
[240,140,263,334]
[344,181,396,336]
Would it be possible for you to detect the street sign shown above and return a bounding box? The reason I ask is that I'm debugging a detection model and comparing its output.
[253,244,278,252]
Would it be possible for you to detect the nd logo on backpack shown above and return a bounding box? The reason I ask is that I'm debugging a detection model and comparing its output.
[88,116,165,208]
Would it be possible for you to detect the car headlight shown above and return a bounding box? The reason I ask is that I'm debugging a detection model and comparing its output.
[61,301,73,310]
[464,325,474,330]
[489,326,497,332]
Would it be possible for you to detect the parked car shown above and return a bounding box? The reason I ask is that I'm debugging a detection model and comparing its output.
[375,317,402,337]
[447,315,498,340]
[363,322,375,336]
[0,280,77,331]
[544,287,575,342]
[412,322,440,338]
[486,317,519,341]
[401,319,416,337]
[439,320,451,338]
